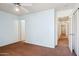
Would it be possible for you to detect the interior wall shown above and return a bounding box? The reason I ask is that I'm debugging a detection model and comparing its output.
[20,9,55,48]
[0,11,19,46]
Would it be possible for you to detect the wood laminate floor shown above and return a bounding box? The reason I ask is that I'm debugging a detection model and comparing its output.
[0,41,73,56]
[58,33,69,47]
[0,33,76,56]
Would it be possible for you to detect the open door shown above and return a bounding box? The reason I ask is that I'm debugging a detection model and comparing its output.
[72,10,78,55]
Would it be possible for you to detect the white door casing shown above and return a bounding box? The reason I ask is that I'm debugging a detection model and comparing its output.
[68,17,72,52]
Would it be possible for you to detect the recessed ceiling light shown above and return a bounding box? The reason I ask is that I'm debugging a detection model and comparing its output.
[15,7,20,12]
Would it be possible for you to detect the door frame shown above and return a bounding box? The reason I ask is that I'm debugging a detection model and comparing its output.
[55,16,73,52]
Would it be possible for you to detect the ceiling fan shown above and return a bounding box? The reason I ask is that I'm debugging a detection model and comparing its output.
[13,3,32,12]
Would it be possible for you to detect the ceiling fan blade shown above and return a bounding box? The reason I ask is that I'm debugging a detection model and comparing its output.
[20,3,32,6]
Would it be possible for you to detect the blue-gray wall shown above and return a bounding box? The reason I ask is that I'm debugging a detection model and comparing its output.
[0,11,18,46]
[20,9,55,48]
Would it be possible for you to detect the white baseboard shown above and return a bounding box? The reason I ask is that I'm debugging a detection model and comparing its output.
[23,40,54,48]
[0,40,19,47]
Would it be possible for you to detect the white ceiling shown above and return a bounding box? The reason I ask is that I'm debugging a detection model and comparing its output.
[0,3,78,16]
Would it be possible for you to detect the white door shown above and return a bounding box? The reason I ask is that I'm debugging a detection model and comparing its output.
[72,13,77,54]
[20,20,26,41]
[77,9,79,56]
[74,10,79,55]
[69,10,79,55]
[68,13,77,52]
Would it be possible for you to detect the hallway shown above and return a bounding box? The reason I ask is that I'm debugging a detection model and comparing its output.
[57,33,68,47]
[57,33,76,56]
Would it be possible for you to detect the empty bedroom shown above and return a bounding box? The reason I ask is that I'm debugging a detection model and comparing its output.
[0,3,79,56]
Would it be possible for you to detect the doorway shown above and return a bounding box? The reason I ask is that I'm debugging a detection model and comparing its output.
[18,20,26,41]
[57,16,69,47]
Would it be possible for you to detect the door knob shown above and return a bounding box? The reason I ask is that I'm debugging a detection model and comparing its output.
[69,33,75,36]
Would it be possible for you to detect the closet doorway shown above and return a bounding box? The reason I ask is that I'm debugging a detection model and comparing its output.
[18,20,26,41]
